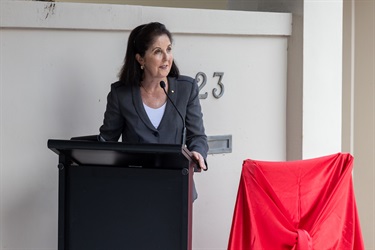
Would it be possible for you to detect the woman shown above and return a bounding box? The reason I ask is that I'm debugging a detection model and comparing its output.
[99,22,208,172]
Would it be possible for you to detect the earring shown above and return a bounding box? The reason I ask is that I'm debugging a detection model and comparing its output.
[141,65,144,70]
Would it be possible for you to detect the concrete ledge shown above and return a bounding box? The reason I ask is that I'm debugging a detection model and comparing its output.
[0,1,292,36]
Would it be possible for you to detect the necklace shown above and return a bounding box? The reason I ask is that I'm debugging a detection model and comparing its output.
[140,84,152,95]
[140,81,167,95]
[140,81,168,108]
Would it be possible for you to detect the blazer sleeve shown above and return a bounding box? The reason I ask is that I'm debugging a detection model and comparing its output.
[99,82,125,141]
[184,77,209,159]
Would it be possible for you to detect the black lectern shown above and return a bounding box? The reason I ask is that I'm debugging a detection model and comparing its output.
[48,139,197,250]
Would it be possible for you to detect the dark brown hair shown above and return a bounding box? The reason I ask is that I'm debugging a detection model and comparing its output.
[118,22,180,85]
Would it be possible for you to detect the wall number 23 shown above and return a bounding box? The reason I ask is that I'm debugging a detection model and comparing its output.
[195,72,225,99]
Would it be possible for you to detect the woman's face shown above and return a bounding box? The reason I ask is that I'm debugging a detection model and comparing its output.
[136,34,173,81]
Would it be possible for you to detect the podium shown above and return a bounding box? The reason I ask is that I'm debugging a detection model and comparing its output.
[48,139,197,250]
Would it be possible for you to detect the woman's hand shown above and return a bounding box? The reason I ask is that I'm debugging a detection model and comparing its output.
[191,151,207,171]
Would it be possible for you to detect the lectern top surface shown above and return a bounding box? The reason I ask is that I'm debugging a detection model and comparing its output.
[47,139,194,169]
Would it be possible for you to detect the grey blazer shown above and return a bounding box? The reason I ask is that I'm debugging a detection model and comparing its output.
[99,75,208,159]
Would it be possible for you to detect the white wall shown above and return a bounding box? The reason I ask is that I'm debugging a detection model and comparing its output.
[0,1,291,249]
[302,0,344,159]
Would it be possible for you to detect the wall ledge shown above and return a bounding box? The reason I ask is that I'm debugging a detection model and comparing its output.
[0,1,292,36]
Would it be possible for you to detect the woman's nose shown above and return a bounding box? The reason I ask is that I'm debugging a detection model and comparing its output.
[163,51,171,60]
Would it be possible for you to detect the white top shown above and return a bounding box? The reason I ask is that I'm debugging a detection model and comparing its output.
[143,102,166,128]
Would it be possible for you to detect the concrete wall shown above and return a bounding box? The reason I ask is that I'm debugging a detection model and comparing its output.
[302,0,344,159]
[351,0,375,248]
[0,1,291,249]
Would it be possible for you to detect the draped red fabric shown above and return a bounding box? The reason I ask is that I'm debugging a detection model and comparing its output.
[228,153,364,250]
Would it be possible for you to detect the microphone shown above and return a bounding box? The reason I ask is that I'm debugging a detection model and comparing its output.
[160,81,186,146]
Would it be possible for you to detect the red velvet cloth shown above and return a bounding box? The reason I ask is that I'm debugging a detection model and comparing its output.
[228,153,364,250]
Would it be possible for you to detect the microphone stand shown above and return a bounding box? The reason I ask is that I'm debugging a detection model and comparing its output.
[160,81,186,146]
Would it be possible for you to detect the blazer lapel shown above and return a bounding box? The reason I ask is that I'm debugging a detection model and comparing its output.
[159,77,178,127]
[131,84,157,131]
[167,76,178,109]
